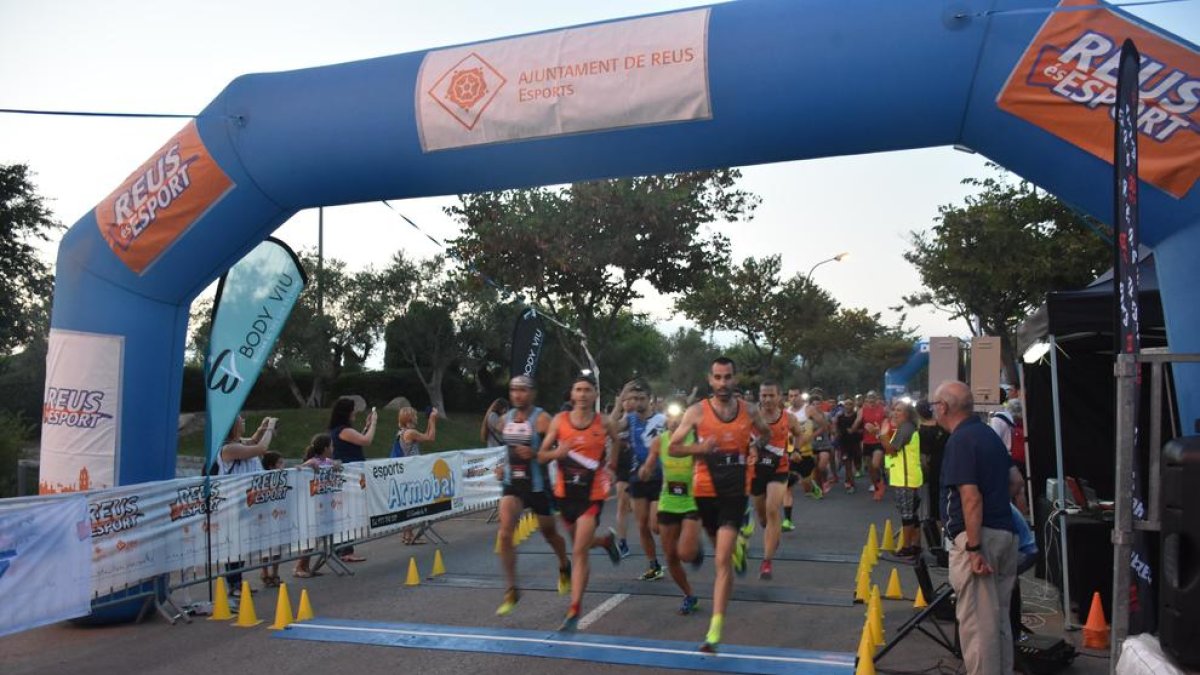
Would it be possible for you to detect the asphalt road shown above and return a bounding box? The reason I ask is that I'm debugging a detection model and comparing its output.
[0,482,1108,675]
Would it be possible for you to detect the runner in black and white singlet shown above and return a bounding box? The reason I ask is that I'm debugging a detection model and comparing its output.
[491,375,571,616]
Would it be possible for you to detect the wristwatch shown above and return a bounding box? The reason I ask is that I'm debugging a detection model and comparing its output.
[965,542,982,553]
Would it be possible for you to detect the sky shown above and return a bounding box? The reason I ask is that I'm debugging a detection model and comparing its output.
[2,0,1198,367]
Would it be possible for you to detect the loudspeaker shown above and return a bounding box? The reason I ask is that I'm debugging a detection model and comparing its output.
[928,337,959,395]
[1161,435,1200,667]
[969,337,1002,404]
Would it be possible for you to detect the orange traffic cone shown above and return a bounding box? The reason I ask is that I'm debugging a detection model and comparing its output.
[1082,591,1109,650]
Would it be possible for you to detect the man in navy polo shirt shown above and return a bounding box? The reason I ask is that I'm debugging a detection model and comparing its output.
[933,380,1018,675]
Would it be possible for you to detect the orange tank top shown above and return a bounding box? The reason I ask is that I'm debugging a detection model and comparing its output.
[694,399,753,497]
[750,409,791,480]
[553,411,610,502]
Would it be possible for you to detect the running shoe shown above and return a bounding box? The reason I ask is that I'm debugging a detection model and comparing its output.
[699,642,718,654]
[822,478,837,494]
[557,565,571,595]
[639,564,665,581]
[781,518,795,532]
[811,484,824,500]
[856,469,865,478]
[559,611,580,632]
[603,528,623,565]
[739,519,755,538]
[496,588,520,616]
[732,534,748,577]
[617,539,631,559]
[690,544,706,570]
[867,483,875,493]
[759,560,773,580]
[678,595,700,615]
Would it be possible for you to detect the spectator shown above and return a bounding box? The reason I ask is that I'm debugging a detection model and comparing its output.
[916,399,949,529]
[990,400,1029,514]
[933,381,1018,675]
[218,413,275,594]
[879,399,923,557]
[392,406,438,458]
[259,451,284,588]
[294,434,337,578]
[480,398,509,447]
[330,397,377,563]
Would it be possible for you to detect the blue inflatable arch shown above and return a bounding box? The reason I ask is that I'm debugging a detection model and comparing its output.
[51,0,1200,485]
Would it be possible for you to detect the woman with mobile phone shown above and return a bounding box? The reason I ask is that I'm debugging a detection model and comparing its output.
[329,398,377,562]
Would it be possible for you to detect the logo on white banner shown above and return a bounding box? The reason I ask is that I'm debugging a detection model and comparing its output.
[416,8,711,151]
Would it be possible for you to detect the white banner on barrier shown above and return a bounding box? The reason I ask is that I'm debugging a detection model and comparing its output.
[0,496,92,636]
[366,454,464,533]
[163,477,230,572]
[415,8,711,151]
[88,481,172,595]
[39,329,123,494]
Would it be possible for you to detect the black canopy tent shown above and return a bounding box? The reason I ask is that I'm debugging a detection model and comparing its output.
[1017,250,1171,624]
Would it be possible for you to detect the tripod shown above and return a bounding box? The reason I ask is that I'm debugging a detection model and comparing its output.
[874,555,961,663]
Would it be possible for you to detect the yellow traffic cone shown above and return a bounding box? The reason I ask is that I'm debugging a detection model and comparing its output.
[870,585,885,646]
[881,520,895,553]
[885,568,904,600]
[862,543,877,568]
[405,557,421,586]
[868,610,883,648]
[296,589,315,622]
[208,577,234,621]
[431,549,446,577]
[233,581,262,627]
[867,523,879,558]
[269,582,294,630]
[913,585,928,609]
[857,624,877,675]
[854,566,871,604]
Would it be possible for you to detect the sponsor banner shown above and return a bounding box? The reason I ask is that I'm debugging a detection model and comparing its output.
[366,454,464,533]
[87,480,172,596]
[510,308,546,379]
[416,8,711,151]
[996,0,1200,198]
[205,239,307,465]
[297,464,354,539]
[94,123,235,273]
[95,121,234,274]
[162,476,234,571]
[459,448,505,508]
[0,496,92,637]
[39,329,123,495]
[228,470,301,554]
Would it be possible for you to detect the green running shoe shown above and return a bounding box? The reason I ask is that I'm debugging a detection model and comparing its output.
[732,534,748,577]
[781,518,795,532]
[496,588,520,616]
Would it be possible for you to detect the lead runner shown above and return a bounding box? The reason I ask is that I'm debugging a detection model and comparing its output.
[670,356,772,652]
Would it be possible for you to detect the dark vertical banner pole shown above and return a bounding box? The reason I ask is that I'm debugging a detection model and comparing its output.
[1111,38,1150,664]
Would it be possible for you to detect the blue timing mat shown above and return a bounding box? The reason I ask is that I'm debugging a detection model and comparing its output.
[276,619,856,675]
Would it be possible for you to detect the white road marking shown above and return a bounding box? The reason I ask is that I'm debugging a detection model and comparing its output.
[576,592,629,630]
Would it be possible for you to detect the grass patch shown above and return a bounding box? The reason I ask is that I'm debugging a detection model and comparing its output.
[177,409,487,460]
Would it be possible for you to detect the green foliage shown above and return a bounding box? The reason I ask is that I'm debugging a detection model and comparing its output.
[0,339,47,420]
[446,171,756,369]
[0,164,59,355]
[175,407,485,460]
[0,411,34,497]
[904,168,1109,382]
[676,255,838,377]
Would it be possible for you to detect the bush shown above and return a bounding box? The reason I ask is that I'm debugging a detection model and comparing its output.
[0,343,46,421]
[0,411,33,497]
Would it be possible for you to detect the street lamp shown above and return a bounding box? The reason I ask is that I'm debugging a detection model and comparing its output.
[806,252,849,281]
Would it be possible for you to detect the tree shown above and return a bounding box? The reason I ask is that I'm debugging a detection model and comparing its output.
[662,327,720,398]
[0,164,60,354]
[446,171,757,382]
[904,169,1109,384]
[786,308,902,385]
[676,255,837,377]
[385,256,505,417]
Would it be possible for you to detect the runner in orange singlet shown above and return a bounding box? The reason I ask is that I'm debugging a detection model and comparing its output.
[670,356,772,652]
[538,375,622,631]
[748,381,807,580]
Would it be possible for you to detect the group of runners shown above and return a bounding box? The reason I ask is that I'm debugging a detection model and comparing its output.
[484,358,900,652]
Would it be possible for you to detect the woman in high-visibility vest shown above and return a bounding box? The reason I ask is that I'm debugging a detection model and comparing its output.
[880,400,923,557]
